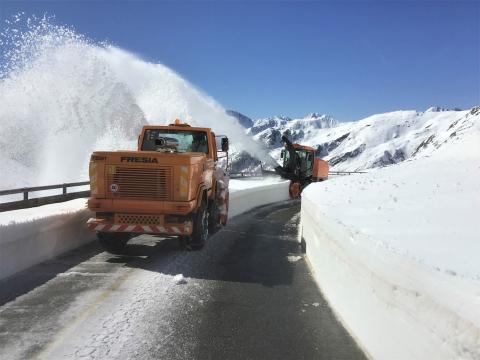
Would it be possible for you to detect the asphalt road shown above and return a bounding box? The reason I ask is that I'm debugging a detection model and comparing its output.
[0,201,366,360]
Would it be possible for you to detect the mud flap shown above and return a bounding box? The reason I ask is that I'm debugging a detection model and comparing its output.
[289,181,301,199]
[217,180,229,225]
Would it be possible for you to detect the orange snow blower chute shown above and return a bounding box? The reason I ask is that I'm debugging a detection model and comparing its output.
[274,135,328,198]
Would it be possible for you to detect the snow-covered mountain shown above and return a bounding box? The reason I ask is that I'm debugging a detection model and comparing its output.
[225,112,338,173]
[242,107,478,171]
[226,110,254,128]
[248,113,338,149]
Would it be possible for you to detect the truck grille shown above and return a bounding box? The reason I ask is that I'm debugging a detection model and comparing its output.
[107,166,173,200]
[116,214,163,225]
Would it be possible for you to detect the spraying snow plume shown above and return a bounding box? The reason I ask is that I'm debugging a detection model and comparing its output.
[0,15,273,188]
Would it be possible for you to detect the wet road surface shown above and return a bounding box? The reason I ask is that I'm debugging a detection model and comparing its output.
[0,201,365,359]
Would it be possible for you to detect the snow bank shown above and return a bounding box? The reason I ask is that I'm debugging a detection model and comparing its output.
[300,110,480,359]
[229,178,290,218]
[0,199,93,280]
[0,178,289,280]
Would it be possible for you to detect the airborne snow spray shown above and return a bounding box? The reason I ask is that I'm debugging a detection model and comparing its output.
[0,15,273,188]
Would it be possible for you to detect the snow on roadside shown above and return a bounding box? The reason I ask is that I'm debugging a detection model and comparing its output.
[301,111,480,358]
[173,274,187,285]
[0,198,88,229]
[0,204,93,280]
[0,177,289,280]
[0,178,285,229]
[229,176,285,192]
[304,115,480,279]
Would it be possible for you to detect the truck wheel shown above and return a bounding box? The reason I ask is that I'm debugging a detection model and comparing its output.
[208,200,221,234]
[222,192,229,225]
[191,202,209,250]
[97,232,130,253]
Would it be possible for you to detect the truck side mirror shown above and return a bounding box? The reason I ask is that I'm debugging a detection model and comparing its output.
[280,150,285,158]
[221,137,229,152]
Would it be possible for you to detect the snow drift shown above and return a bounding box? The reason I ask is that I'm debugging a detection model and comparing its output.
[300,107,480,358]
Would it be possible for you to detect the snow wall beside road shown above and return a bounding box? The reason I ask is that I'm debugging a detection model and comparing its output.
[229,179,290,218]
[0,200,94,281]
[0,179,290,280]
[300,192,480,360]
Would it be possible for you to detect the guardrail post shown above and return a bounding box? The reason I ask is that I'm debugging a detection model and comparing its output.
[63,185,67,195]
[23,190,28,201]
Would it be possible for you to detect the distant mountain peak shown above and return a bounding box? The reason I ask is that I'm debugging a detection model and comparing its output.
[271,115,292,121]
[425,106,462,113]
[304,112,329,119]
[247,111,339,148]
[226,110,254,128]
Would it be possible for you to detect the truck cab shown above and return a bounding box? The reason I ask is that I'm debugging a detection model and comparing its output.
[280,144,315,179]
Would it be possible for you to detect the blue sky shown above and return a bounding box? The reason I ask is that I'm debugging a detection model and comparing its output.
[0,1,478,121]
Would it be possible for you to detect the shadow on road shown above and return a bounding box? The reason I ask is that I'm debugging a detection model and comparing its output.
[0,241,103,306]
[115,201,301,287]
[0,201,300,305]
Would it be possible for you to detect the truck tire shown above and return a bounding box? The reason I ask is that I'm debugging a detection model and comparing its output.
[190,201,209,250]
[97,232,130,253]
[208,200,221,234]
[221,192,229,225]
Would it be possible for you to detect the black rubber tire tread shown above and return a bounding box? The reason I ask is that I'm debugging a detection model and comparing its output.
[222,192,229,225]
[191,200,208,250]
[208,200,221,234]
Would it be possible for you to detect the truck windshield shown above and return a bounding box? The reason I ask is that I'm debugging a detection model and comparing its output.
[142,129,209,154]
[283,149,312,172]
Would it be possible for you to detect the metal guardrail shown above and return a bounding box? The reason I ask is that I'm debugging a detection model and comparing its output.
[0,169,367,212]
[0,181,90,213]
[328,171,366,175]
[230,171,368,179]
[230,172,264,179]
[230,170,367,178]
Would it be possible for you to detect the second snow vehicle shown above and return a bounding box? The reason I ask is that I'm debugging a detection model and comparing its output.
[275,135,329,198]
[87,119,230,251]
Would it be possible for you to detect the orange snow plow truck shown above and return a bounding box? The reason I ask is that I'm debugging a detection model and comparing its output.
[275,135,329,199]
[87,119,230,251]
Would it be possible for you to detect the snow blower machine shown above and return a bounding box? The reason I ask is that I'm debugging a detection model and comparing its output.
[274,135,329,198]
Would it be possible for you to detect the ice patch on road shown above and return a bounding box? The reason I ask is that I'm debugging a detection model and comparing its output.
[287,255,302,263]
[58,271,111,277]
[173,274,187,285]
